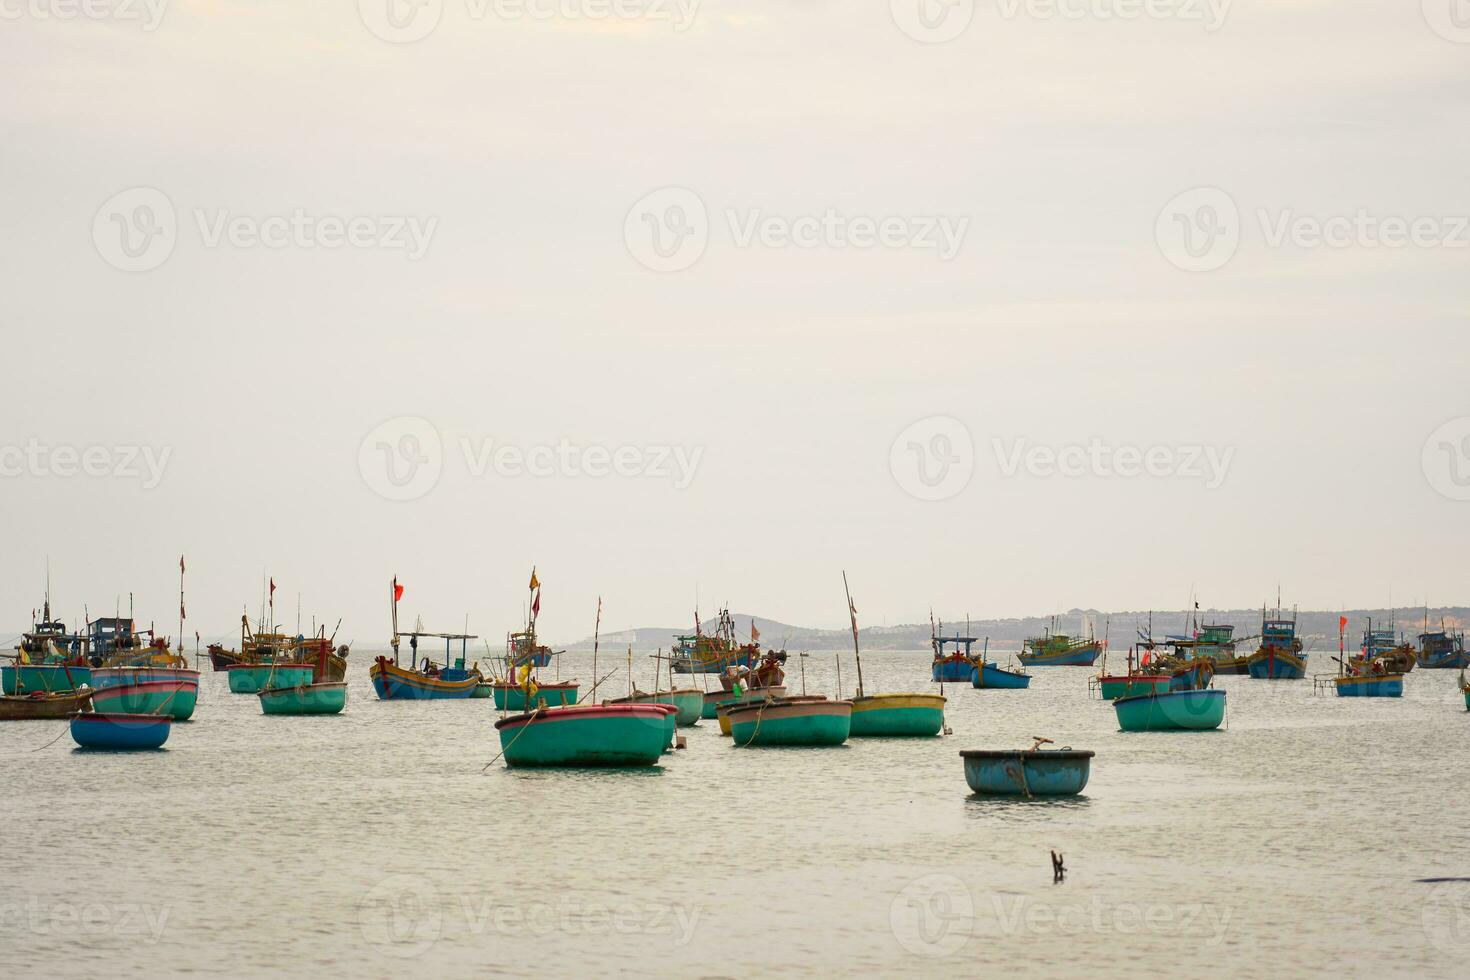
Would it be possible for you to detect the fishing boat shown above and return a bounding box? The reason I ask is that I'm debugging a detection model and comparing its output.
[90,666,200,720]
[229,661,314,694]
[0,689,93,721]
[1417,627,1468,670]
[714,688,791,735]
[370,577,483,700]
[3,593,92,694]
[1114,688,1226,731]
[1018,619,1102,668]
[206,614,293,672]
[931,633,980,682]
[258,681,348,715]
[490,569,578,710]
[843,573,946,737]
[1247,605,1306,680]
[726,697,853,746]
[1332,673,1404,698]
[1093,645,1170,700]
[970,661,1031,689]
[493,678,579,711]
[1352,619,1417,674]
[670,608,758,675]
[961,739,1094,797]
[494,703,670,767]
[68,711,171,750]
[701,651,788,718]
[506,628,555,669]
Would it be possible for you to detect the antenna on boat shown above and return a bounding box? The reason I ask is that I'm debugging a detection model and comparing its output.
[842,571,863,699]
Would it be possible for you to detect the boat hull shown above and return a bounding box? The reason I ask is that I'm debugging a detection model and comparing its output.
[1097,675,1170,700]
[2,663,92,694]
[1018,644,1101,668]
[608,690,702,727]
[1248,649,1306,680]
[258,682,348,715]
[1114,689,1226,731]
[726,699,853,747]
[849,694,945,737]
[90,667,200,721]
[494,704,668,767]
[931,659,974,683]
[970,664,1030,689]
[1418,652,1470,670]
[69,712,171,750]
[228,663,314,694]
[369,660,480,700]
[961,749,1094,796]
[207,650,242,671]
[705,686,786,724]
[672,652,754,675]
[492,683,579,711]
[1333,675,1403,698]
[1209,656,1251,675]
[0,690,93,720]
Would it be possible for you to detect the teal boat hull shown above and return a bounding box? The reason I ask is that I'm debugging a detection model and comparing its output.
[492,683,579,711]
[90,668,200,721]
[258,682,348,715]
[3,664,92,694]
[727,699,852,746]
[970,664,1030,689]
[961,749,1094,796]
[228,664,313,694]
[1097,675,1170,700]
[849,694,945,737]
[69,712,171,750]
[494,704,668,767]
[1114,689,1226,731]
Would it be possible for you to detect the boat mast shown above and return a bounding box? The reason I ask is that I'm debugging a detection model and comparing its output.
[178,555,186,655]
[390,576,401,665]
[842,571,863,699]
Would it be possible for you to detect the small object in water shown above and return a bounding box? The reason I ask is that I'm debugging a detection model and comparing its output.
[675,735,687,750]
[1051,850,1065,882]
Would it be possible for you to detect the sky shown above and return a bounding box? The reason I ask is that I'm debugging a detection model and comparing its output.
[2,2,1468,646]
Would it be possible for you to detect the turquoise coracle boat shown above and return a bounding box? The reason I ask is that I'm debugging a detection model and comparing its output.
[1114,688,1226,731]
[228,662,313,694]
[725,698,853,747]
[493,703,670,767]
[492,681,578,711]
[961,745,1094,797]
[69,712,171,750]
[90,667,199,720]
[970,663,1030,689]
[258,682,348,715]
[609,689,702,727]
[848,693,945,737]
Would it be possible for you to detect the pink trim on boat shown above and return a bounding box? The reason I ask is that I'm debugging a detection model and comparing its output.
[494,703,669,732]
[91,679,196,696]
[724,699,852,721]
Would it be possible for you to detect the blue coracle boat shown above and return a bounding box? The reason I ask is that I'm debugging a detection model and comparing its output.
[961,741,1093,797]
[970,662,1031,689]
[69,712,172,750]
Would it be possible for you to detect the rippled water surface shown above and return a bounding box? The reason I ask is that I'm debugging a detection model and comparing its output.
[6,649,1469,978]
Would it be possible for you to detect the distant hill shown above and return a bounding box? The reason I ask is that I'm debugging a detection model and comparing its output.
[563,607,1470,653]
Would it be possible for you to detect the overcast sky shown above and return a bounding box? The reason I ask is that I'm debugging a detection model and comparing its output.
[2,2,1467,645]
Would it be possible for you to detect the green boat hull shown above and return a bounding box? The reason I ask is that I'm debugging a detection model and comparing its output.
[496,707,667,767]
[728,701,852,746]
[259,683,348,715]
[228,665,313,694]
[848,694,945,737]
[90,685,198,721]
[1098,676,1170,700]
[1114,689,1226,732]
[471,683,493,699]
[610,691,702,727]
[3,664,91,694]
[492,685,579,711]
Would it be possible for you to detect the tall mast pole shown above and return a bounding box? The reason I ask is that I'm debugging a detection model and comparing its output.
[843,571,864,698]
[178,555,186,655]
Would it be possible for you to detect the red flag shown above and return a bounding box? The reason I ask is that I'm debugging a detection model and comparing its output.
[531,588,541,618]
[269,578,276,608]
[1338,616,1348,632]
[393,579,405,602]
[179,555,186,574]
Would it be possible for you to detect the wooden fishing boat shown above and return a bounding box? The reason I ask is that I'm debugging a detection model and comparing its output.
[726,697,853,746]
[1351,619,1417,674]
[494,703,670,767]
[370,656,479,700]
[713,687,790,735]
[229,662,314,694]
[931,632,981,682]
[90,666,200,720]
[493,679,579,711]
[0,689,93,720]
[4,593,92,693]
[1416,627,1468,670]
[206,644,242,671]
[1018,621,1101,668]
[1114,688,1226,731]
[961,739,1094,797]
[69,711,171,750]
[670,608,758,674]
[970,661,1030,689]
[1333,673,1403,698]
[1247,605,1306,679]
[258,681,348,715]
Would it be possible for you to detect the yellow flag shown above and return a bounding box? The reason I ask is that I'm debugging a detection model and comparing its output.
[529,569,540,591]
